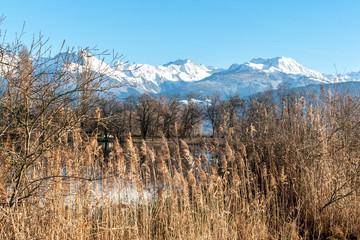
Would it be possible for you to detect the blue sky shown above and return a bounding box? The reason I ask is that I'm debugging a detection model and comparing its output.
[1,0,360,73]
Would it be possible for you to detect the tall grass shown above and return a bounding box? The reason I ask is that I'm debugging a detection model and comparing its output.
[1,89,360,239]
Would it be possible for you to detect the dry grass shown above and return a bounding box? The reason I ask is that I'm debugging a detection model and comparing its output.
[1,90,360,239]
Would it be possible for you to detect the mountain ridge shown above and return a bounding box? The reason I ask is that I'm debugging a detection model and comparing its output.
[7,51,359,98]
[100,56,360,97]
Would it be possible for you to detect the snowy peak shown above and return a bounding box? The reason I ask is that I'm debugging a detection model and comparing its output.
[250,57,325,78]
[30,52,360,98]
[101,58,224,96]
[324,71,360,83]
[120,58,221,83]
[181,56,334,98]
[228,56,327,81]
[249,56,299,73]
[162,59,222,78]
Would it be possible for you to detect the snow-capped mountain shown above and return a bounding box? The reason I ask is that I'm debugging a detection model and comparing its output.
[324,71,360,83]
[23,51,360,98]
[109,59,223,96]
[35,51,222,96]
[162,57,332,97]
[238,57,327,80]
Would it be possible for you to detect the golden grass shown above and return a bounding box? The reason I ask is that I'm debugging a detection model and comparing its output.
[1,91,360,239]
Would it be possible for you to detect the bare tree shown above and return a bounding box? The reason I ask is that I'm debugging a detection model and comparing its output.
[92,96,127,157]
[124,95,136,134]
[0,33,124,207]
[178,95,204,138]
[135,94,156,140]
[223,94,244,131]
[159,95,180,138]
[150,96,163,138]
[205,93,223,136]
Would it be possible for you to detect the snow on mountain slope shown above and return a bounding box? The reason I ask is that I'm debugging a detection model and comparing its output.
[108,59,223,95]
[227,57,329,81]
[65,54,359,98]
[4,50,358,98]
[248,57,327,80]
[173,57,332,97]
[324,71,360,83]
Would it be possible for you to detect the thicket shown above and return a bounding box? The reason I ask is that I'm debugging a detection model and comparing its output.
[81,92,244,142]
[1,27,360,239]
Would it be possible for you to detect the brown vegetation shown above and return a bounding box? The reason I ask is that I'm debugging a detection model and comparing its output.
[1,27,360,239]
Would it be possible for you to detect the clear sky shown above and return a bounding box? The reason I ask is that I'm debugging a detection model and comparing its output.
[1,0,360,74]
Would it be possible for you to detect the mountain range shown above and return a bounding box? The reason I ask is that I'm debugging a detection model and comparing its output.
[7,50,360,98]
[83,54,358,98]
